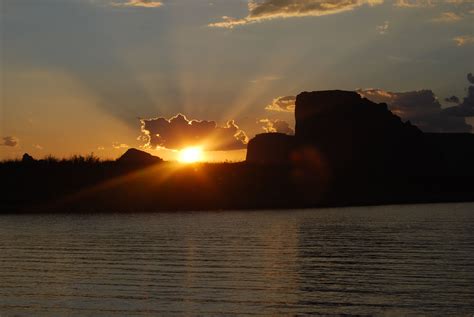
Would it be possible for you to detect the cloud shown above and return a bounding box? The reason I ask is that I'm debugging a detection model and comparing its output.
[376,21,389,34]
[431,11,462,22]
[393,0,474,7]
[394,0,434,7]
[453,35,474,46]
[441,73,474,117]
[140,114,249,151]
[445,95,460,103]
[209,0,383,28]
[265,95,296,112]
[112,142,130,149]
[1,136,19,147]
[468,73,474,84]
[260,119,295,134]
[250,75,282,84]
[357,88,472,132]
[110,0,163,8]
[445,0,474,4]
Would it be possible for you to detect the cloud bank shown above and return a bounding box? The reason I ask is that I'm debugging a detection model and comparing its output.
[358,88,472,132]
[1,136,19,147]
[445,95,460,103]
[140,114,249,151]
[441,73,474,117]
[260,119,295,134]
[209,0,383,28]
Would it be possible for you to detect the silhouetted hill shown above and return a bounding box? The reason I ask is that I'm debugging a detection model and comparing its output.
[117,148,163,165]
[22,153,35,163]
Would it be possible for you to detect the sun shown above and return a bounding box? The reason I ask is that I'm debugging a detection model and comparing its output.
[178,147,203,163]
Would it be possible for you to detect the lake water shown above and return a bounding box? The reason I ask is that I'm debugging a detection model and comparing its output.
[1,203,474,316]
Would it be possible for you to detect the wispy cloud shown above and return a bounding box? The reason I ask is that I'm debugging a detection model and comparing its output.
[431,11,462,22]
[209,0,383,28]
[1,136,19,147]
[111,0,163,8]
[376,21,389,34]
[453,35,474,46]
[112,142,130,149]
[395,0,474,7]
[265,96,296,112]
[250,75,282,84]
[394,0,434,8]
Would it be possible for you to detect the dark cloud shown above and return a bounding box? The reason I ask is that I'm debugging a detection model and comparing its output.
[260,119,295,135]
[209,0,383,28]
[140,114,249,151]
[468,73,474,85]
[1,136,19,147]
[265,95,296,112]
[358,89,472,133]
[445,95,460,103]
[441,74,474,117]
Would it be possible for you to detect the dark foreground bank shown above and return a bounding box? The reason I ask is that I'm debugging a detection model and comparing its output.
[1,156,474,213]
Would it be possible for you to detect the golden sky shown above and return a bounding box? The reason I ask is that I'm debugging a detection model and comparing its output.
[1,0,473,161]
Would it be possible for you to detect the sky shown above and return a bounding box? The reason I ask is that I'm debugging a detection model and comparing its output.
[1,0,473,161]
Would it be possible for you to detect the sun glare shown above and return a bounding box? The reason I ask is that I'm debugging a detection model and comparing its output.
[179,147,203,163]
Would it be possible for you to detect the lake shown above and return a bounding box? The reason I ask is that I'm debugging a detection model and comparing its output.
[1,203,474,316]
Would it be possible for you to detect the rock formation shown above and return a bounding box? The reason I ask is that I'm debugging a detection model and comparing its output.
[246,133,297,164]
[247,90,423,177]
[295,90,423,175]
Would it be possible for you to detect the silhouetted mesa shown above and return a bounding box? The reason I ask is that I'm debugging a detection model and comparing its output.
[116,148,163,165]
[246,90,474,205]
[247,90,423,175]
[246,133,297,164]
